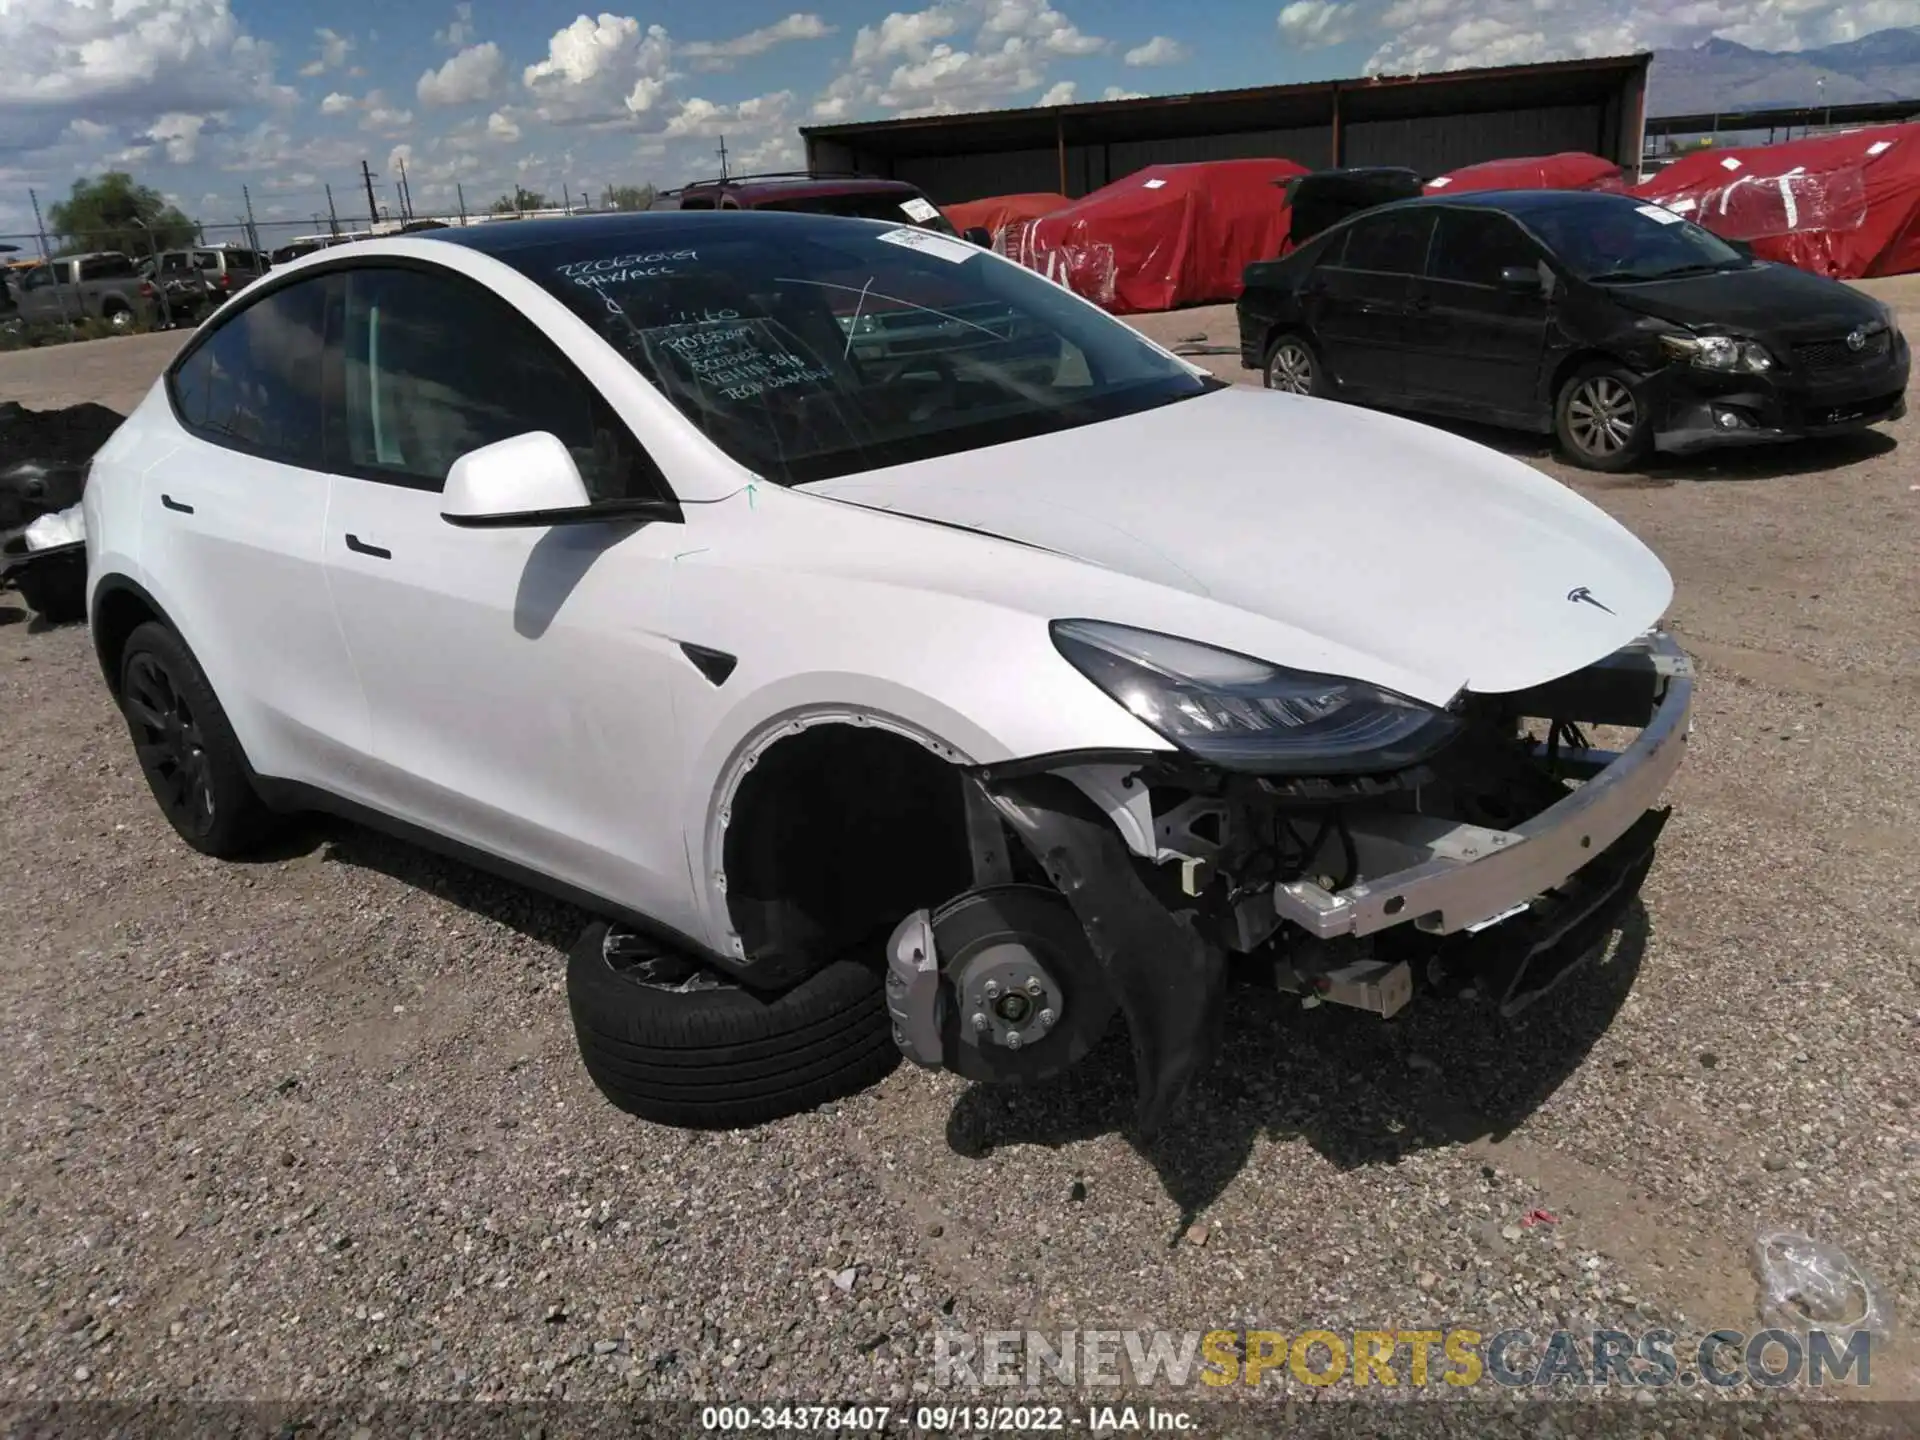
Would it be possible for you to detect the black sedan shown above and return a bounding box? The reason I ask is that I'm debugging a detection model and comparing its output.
[1237,189,1910,471]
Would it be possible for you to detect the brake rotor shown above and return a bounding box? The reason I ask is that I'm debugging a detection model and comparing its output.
[932,884,1118,1085]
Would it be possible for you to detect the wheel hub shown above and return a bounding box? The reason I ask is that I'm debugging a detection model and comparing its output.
[955,943,1061,1051]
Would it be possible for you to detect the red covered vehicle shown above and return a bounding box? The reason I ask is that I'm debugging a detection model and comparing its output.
[1003,159,1307,313]
[944,192,1068,244]
[1426,152,1626,195]
[1631,126,1920,279]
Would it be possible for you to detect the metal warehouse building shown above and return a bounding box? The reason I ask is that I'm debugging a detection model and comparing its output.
[801,53,1652,204]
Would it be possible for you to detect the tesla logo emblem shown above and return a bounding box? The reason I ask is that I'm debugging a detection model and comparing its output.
[1847,328,1868,351]
[1567,586,1615,614]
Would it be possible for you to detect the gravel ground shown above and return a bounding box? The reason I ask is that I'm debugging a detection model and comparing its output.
[2,287,1918,1429]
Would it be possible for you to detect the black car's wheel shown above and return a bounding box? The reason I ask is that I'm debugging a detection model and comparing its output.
[1264,332,1326,397]
[1555,364,1652,472]
[117,621,279,857]
[567,921,900,1129]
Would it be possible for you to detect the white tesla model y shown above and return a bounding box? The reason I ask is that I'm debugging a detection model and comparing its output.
[82,211,1692,1133]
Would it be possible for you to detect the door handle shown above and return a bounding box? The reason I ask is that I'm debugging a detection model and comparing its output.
[160,493,193,514]
[344,533,391,559]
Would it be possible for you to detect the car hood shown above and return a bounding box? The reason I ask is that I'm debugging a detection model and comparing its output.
[1599,260,1883,339]
[805,386,1673,703]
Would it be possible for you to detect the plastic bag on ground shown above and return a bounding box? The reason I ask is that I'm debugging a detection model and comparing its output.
[1752,1229,1894,1340]
[23,503,84,551]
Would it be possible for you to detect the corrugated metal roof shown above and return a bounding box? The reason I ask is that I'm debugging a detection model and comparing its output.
[800,52,1652,139]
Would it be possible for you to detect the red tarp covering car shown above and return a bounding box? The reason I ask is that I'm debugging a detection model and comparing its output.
[1425,152,1626,195]
[1630,126,1920,279]
[943,192,1068,239]
[1002,159,1307,313]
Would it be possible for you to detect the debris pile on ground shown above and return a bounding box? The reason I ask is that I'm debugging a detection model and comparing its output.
[0,401,123,532]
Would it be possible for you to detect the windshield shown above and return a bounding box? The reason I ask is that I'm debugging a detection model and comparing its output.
[1523,200,1749,282]
[753,190,959,236]
[515,215,1217,486]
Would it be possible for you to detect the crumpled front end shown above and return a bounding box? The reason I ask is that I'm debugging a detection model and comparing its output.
[885,630,1693,1138]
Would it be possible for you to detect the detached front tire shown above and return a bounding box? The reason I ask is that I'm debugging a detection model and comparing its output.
[1556,363,1653,472]
[566,922,900,1129]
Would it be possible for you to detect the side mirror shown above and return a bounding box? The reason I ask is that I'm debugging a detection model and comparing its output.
[440,432,681,529]
[1725,237,1756,259]
[963,226,994,248]
[1498,264,1546,293]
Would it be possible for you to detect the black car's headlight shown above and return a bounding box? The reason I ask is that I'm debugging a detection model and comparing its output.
[1659,332,1774,373]
[1051,620,1463,775]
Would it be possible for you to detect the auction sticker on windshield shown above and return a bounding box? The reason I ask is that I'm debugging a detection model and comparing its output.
[1635,205,1684,225]
[899,197,940,223]
[874,227,978,264]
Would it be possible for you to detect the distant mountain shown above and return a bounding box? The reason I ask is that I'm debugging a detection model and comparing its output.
[1647,28,1920,116]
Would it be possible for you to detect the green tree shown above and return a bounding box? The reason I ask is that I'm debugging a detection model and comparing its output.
[606,183,656,212]
[46,172,196,257]
[490,186,549,214]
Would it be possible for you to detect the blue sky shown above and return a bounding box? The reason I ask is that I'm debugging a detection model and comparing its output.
[0,0,1911,239]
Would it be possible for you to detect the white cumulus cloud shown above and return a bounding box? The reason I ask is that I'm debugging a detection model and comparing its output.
[1038,79,1076,103]
[980,0,1106,55]
[681,13,835,71]
[1278,0,1356,49]
[523,14,678,123]
[487,109,521,142]
[299,26,353,78]
[436,3,475,48]
[1124,35,1190,66]
[418,41,505,107]
[145,112,210,163]
[852,7,963,65]
[0,0,279,156]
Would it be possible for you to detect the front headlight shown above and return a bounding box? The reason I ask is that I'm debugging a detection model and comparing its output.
[1050,620,1463,775]
[1659,332,1774,373]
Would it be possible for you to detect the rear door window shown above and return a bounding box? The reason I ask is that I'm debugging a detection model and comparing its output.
[1336,211,1438,275]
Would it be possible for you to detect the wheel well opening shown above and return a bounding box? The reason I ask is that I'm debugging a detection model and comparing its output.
[1548,349,1635,406]
[722,724,975,973]
[91,587,160,696]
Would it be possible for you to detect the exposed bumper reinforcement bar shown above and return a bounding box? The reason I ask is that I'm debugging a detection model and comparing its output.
[1271,630,1693,941]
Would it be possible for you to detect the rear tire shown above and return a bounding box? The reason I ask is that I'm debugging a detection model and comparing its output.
[1264,332,1327,397]
[566,922,900,1129]
[1555,363,1652,472]
[117,621,279,858]
[102,303,133,333]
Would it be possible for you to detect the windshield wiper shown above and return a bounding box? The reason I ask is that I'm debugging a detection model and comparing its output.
[1593,262,1731,284]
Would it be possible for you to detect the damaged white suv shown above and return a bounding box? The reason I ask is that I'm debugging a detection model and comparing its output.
[83,211,1692,1135]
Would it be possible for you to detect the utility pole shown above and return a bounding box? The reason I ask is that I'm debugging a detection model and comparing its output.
[241,184,260,253]
[562,181,571,214]
[716,135,730,179]
[29,187,74,326]
[397,155,413,218]
[456,182,468,225]
[325,182,340,236]
[360,160,380,226]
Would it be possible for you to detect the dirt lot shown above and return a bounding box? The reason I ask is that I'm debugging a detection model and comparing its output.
[2,289,1918,1421]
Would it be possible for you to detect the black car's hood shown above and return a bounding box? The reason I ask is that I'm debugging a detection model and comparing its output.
[1601,260,1883,340]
